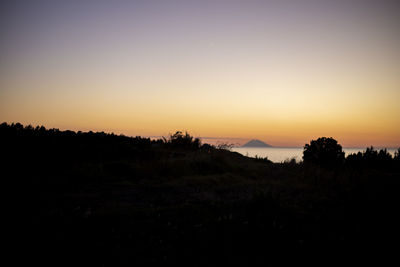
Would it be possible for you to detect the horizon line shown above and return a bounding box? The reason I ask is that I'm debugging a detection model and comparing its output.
[1,122,398,149]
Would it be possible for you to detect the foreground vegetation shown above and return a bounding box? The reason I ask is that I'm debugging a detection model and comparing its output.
[3,122,400,264]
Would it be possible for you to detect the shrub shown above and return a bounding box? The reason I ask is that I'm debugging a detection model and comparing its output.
[394,148,400,160]
[346,146,394,169]
[303,137,344,168]
[166,131,201,150]
[216,142,234,151]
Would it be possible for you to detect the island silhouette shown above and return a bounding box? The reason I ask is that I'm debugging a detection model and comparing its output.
[241,139,272,147]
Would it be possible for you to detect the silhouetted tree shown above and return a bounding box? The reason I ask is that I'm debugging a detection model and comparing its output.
[394,148,400,160]
[166,131,201,150]
[303,137,344,168]
[346,146,394,169]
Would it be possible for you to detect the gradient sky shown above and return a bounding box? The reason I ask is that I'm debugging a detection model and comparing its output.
[1,0,399,147]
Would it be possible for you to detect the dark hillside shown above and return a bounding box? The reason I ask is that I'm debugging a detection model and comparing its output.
[2,123,400,264]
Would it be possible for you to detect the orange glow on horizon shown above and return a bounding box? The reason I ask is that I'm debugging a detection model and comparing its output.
[1,1,399,148]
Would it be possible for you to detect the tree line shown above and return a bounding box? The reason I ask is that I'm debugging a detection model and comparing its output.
[1,122,398,169]
[303,136,400,169]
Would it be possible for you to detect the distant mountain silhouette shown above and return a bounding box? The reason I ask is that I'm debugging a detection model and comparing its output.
[242,139,272,147]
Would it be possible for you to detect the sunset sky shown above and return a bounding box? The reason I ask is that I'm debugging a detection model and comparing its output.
[1,0,399,147]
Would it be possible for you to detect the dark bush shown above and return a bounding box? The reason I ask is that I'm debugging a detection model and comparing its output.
[303,137,344,168]
[346,146,394,169]
[394,148,400,160]
[165,131,201,150]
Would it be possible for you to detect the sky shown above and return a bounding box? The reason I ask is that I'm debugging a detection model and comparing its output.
[1,0,399,147]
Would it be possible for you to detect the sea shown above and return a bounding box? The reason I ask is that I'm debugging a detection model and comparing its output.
[232,147,398,163]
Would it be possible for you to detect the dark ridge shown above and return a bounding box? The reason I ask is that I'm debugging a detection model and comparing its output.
[2,122,400,265]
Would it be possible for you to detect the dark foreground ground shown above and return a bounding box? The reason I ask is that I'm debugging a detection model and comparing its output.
[3,123,400,265]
